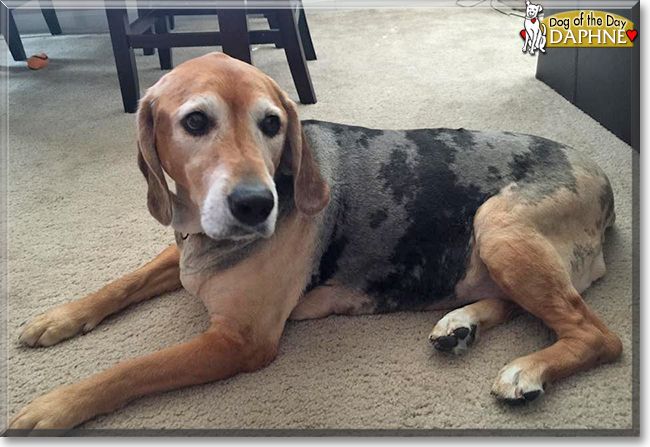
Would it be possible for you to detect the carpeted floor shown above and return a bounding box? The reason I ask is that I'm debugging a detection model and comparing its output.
[4,8,635,432]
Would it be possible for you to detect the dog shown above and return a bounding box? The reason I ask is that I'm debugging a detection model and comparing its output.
[522,0,546,54]
[8,52,621,433]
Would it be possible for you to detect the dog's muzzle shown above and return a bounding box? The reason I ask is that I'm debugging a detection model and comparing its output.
[200,169,278,241]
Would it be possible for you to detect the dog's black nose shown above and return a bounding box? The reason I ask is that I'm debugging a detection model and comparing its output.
[228,182,274,227]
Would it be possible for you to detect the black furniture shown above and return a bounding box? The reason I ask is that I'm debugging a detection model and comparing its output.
[106,0,317,113]
[536,3,640,151]
[0,0,62,61]
[137,5,176,56]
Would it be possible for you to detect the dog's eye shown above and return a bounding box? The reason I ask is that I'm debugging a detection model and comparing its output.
[260,115,281,137]
[183,111,210,136]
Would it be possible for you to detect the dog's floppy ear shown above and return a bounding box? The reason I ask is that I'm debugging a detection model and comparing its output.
[537,4,543,12]
[277,92,330,216]
[136,96,173,226]
[526,0,530,5]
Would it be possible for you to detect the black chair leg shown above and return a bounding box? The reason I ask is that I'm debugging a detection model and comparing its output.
[277,7,316,104]
[137,6,155,55]
[39,0,62,35]
[266,13,283,48]
[155,15,173,70]
[297,6,316,61]
[0,4,27,61]
[106,7,140,113]
[217,6,252,64]
[168,14,175,30]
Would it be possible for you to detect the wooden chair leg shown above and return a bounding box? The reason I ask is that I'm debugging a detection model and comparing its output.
[155,15,173,70]
[297,5,316,61]
[0,4,27,61]
[266,12,283,48]
[217,5,252,64]
[38,0,62,35]
[106,7,140,113]
[277,6,316,104]
[137,5,154,55]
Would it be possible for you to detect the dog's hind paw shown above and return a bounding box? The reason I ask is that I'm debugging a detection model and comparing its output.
[429,308,478,355]
[491,360,546,405]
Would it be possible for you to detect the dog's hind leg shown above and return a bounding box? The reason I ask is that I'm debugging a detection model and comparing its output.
[19,244,182,347]
[538,29,547,53]
[289,282,375,320]
[474,196,622,403]
[522,33,530,52]
[429,236,518,354]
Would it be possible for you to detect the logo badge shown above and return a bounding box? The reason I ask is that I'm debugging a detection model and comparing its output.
[520,0,547,55]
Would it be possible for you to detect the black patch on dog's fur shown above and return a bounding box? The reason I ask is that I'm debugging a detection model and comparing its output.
[317,231,349,286]
[378,149,416,204]
[366,129,494,311]
[509,152,535,182]
[369,209,388,229]
[487,165,503,183]
[307,196,350,290]
[507,137,578,199]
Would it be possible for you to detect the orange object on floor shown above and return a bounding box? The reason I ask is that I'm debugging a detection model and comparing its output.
[27,53,49,70]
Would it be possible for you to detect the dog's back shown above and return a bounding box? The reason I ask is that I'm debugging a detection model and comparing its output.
[303,120,614,312]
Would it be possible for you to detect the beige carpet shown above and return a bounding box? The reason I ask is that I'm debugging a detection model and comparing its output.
[4,8,636,433]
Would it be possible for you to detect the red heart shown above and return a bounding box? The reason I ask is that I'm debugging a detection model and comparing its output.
[532,18,536,23]
[520,30,526,39]
[626,29,637,42]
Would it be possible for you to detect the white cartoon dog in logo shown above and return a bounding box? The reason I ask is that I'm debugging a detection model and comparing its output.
[522,0,546,54]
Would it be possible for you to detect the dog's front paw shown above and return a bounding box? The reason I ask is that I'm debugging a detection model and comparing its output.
[429,308,478,355]
[19,305,99,347]
[8,387,85,435]
[491,359,546,405]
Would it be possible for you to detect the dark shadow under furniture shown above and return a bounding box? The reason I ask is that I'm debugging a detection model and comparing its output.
[536,3,639,151]
[0,0,61,61]
[106,0,317,113]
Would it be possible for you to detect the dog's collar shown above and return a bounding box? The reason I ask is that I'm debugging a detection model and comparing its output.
[179,232,205,241]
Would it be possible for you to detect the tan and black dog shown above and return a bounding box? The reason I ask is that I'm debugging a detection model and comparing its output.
[9,52,621,433]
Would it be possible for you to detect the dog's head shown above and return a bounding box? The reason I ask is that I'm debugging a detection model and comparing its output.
[525,0,543,19]
[136,53,330,241]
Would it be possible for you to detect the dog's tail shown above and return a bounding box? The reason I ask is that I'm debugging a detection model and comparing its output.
[541,23,546,35]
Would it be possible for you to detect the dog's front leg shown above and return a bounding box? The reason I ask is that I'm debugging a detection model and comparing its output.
[530,29,539,54]
[7,320,276,435]
[19,244,181,347]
